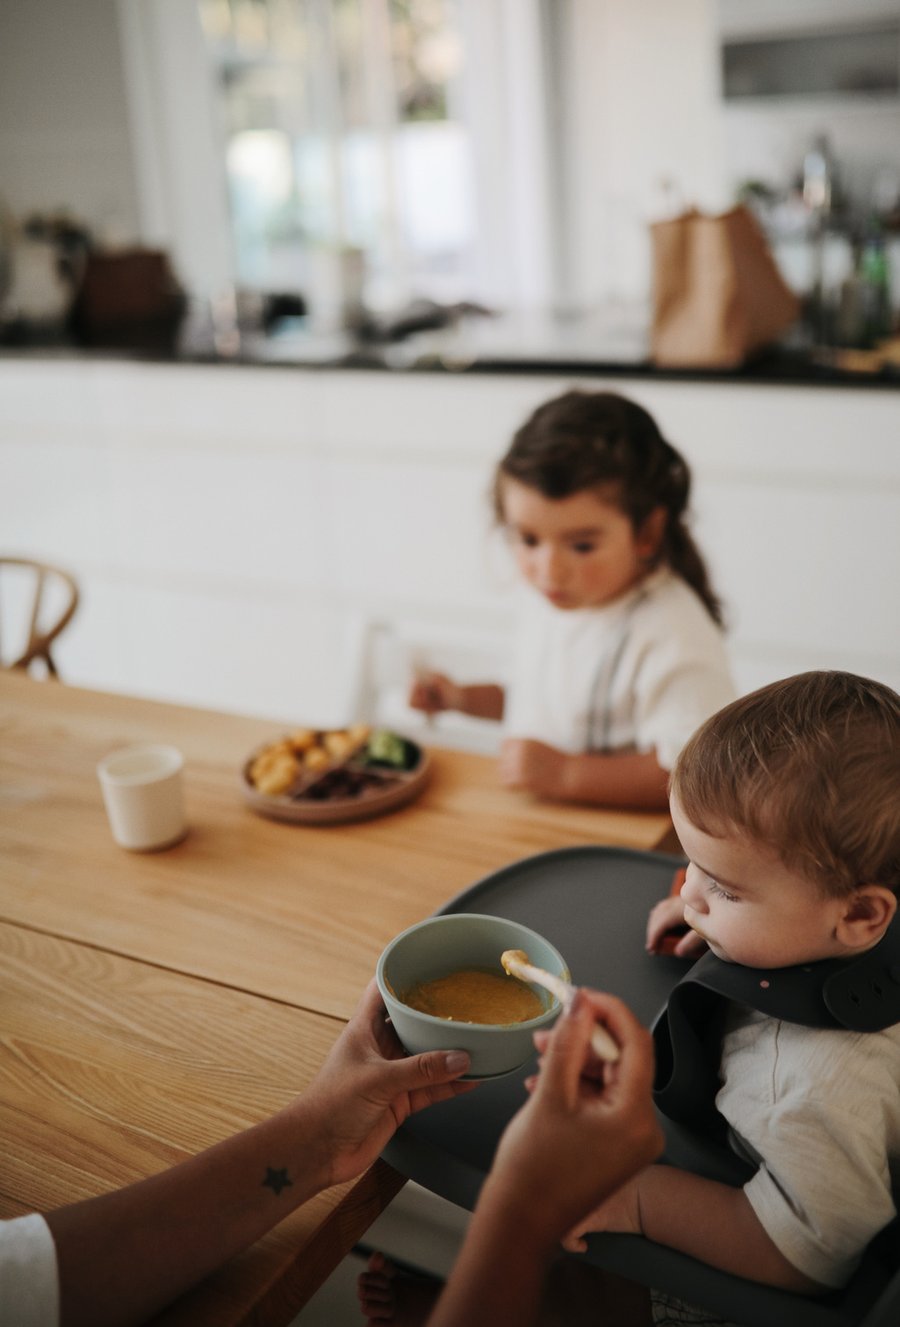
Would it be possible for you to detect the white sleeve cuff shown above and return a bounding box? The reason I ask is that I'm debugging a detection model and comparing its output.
[0,1214,60,1327]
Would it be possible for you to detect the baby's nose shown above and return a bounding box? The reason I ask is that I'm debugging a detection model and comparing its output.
[680,870,706,912]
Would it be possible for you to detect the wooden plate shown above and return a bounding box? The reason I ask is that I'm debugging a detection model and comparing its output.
[240,734,431,826]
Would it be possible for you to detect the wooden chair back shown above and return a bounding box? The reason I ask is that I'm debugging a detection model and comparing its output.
[0,558,79,677]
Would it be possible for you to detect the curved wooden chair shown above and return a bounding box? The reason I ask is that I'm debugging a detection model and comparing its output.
[0,557,79,678]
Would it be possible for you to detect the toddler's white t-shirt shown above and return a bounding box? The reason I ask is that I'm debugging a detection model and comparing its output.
[717,1007,900,1287]
[504,567,734,770]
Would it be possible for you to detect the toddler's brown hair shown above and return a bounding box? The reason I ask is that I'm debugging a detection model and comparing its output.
[671,671,900,897]
[492,389,724,625]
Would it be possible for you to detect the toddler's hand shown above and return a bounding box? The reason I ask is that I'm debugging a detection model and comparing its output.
[646,895,706,958]
[408,671,461,715]
[562,1175,643,1251]
[499,737,567,797]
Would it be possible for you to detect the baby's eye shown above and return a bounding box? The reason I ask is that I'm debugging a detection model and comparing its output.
[514,531,539,549]
[707,879,738,903]
[571,541,597,555]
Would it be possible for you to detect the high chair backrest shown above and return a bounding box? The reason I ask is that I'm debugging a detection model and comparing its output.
[0,558,79,677]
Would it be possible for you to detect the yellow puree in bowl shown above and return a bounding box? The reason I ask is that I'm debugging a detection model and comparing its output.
[401,968,545,1024]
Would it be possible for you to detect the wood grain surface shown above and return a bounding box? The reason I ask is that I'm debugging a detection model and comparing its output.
[0,920,402,1326]
[0,671,673,1021]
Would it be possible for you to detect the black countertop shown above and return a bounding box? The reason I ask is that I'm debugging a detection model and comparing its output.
[322,343,900,389]
[4,307,900,390]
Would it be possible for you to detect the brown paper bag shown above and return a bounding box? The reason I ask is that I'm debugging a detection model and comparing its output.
[650,205,800,368]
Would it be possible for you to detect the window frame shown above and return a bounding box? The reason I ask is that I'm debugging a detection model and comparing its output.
[116,0,562,312]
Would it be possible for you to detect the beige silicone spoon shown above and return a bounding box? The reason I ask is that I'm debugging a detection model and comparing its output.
[501,949,620,1063]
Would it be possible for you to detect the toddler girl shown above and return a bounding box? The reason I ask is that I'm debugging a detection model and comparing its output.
[410,389,734,809]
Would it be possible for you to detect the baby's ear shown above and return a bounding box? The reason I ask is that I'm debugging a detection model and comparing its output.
[836,886,897,949]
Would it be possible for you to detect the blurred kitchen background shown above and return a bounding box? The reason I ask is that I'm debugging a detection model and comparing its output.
[2,0,900,364]
[4,11,899,1319]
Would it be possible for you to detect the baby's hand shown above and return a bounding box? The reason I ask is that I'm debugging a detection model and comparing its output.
[562,1176,643,1252]
[646,895,706,959]
[499,738,567,797]
[408,671,461,715]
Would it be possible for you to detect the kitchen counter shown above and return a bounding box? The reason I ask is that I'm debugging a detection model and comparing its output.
[4,306,900,389]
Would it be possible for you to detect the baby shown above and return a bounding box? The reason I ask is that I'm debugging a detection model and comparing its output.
[567,670,900,1322]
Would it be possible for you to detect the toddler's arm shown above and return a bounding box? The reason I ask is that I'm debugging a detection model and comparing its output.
[408,671,505,721]
[499,741,670,810]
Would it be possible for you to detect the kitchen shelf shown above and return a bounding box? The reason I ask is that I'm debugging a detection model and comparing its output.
[722,22,900,100]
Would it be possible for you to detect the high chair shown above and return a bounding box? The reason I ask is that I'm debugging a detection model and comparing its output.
[382,844,900,1327]
[0,557,79,677]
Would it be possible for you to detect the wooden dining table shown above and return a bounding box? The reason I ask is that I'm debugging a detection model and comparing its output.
[0,669,675,1325]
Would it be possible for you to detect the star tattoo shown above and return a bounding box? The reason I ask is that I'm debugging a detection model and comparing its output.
[262,1166,293,1196]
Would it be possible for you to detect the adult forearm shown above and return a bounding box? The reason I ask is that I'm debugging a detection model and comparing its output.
[561,749,669,810]
[637,1167,822,1293]
[428,1183,555,1327]
[47,1097,330,1327]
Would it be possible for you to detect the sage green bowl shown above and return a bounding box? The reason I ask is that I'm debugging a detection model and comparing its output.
[376,913,570,1079]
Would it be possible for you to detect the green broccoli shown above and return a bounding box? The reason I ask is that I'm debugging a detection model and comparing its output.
[366,729,415,769]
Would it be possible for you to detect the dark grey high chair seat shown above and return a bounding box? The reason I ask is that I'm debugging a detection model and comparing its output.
[382,846,900,1327]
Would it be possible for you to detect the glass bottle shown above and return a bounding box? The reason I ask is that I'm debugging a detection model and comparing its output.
[859,222,892,345]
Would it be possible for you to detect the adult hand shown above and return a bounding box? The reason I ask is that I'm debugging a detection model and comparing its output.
[646,895,707,959]
[499,737,568,797]
[408,671,462,715]
[483,989,663,1245]
[303,980,474,1187]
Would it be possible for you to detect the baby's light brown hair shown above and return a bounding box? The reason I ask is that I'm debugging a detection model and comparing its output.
[671,671,900,898]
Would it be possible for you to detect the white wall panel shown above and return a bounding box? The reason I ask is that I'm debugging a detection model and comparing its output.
[103,447,330,587]
[709,482,899,663]
[3,440,109,566]
[324,457,507,609]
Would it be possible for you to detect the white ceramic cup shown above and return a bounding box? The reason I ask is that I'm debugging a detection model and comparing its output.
[97,744,187,851]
